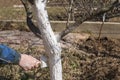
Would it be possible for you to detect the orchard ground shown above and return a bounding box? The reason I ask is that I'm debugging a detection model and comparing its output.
[0,0,120,79]
[0,30,120,80]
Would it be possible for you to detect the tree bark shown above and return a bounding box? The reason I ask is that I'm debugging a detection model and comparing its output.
[33,0,62,80]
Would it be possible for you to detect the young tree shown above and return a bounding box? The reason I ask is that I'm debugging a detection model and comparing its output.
[21,0,62,80]
[21,0,120,80]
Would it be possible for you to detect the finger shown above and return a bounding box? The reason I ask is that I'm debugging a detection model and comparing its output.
[24,67,29,71]
[35,61,41,68]
[31,66,35,70]
[25,64,33,70]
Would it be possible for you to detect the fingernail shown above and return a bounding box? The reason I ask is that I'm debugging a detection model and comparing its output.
[36,62,40,67]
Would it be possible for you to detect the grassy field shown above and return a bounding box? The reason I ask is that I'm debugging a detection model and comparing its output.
[0,0,21,7]
[0,7,67,20]
[0,7,26,20]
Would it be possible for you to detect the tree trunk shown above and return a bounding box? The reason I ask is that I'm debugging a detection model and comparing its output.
[33,0,62,80]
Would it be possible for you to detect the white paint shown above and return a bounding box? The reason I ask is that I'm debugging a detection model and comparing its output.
[33,0,62,80]
[40,55,48,68]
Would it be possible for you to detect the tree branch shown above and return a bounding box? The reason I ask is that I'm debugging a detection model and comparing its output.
[20,0,41,38]
[58,0,120,40]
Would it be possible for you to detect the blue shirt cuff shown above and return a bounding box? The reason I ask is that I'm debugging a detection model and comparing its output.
[0,44,21,64]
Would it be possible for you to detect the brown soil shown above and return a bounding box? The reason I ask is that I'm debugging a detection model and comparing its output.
[79,37,120,57]
[76,37,120,80]
[0,32,120,80]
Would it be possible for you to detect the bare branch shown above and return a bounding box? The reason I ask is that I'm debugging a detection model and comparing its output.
[98,13,106,40]
[21,0,119,41]
[66,0,73,28]
[58,0,120,40]
[20,0,41,38]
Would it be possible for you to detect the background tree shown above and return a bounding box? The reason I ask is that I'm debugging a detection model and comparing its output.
[20,0,120,80]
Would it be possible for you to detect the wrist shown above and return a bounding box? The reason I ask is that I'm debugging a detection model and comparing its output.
[13,53,21,64]
[0,44,21,64]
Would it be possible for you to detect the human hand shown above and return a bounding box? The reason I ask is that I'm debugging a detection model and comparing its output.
[19,54,40,70]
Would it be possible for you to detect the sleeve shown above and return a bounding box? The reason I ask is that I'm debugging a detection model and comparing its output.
[0,44,21,64]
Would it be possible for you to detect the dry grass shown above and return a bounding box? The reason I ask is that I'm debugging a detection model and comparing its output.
[0,45,81,80]
[0,36,120,80]
[0,6,66,20]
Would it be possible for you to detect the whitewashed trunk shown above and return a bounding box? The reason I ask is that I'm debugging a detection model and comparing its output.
[33,0,62,80]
